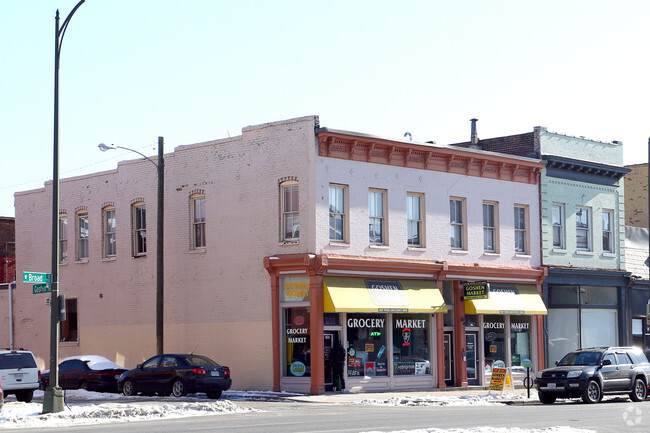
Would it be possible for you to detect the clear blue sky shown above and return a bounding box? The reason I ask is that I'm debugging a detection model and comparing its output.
[2,0,648,217]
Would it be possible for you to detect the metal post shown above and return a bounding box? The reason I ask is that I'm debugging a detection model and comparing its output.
[44,0,85,414]
[156,137,164,355]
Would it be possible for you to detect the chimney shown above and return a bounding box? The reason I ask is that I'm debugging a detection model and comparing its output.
[470,118,479,146]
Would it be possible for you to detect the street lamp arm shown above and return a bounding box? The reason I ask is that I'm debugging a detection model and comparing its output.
[56,0,85,57]
[98,143,159,169]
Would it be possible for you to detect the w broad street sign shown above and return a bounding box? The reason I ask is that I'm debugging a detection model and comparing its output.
[23,272,51,284]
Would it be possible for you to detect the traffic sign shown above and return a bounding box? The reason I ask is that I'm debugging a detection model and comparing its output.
[23,272,51,284]
[33,284,51,294]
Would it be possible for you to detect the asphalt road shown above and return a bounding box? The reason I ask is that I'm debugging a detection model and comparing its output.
[12,395,650,433]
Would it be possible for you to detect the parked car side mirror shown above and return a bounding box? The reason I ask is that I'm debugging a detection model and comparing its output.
[601,359,612,366]
[137,364,143,369]
[554,360,559,366]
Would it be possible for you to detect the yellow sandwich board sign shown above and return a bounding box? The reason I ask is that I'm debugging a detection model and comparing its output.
[488,367,515,394]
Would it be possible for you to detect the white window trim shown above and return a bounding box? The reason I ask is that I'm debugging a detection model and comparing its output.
[369,188,388,246]
[103,207,116,259]
[576,206,592,252]
[329,184,348,243]
[132,203,147,257]
[482,201,499,253]
[59,214,68,264]
[407,192,425,248]
[552,203,565,250]
[450,197,467,251]
[281,181,299,243]
[191,195,206,250]
[76,212,89,262]
[514,204,529,255]
[602,209,614,253]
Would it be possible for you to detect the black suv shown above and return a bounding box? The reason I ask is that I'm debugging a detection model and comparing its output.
[535,347,650,404]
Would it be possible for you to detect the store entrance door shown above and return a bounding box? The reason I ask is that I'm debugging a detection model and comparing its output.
[324,331,339,391]
[443,331,454,386]
[465,331,479,386]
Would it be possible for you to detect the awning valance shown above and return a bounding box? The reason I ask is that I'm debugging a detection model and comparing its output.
[323,277,447,313]
[464,284,547,315]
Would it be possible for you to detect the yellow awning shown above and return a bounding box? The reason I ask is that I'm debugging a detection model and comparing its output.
[323,277,447,313]
[464,284,547,315]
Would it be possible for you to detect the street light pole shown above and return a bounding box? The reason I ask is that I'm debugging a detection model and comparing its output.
[44,0,85,415]
[98,138,165,355]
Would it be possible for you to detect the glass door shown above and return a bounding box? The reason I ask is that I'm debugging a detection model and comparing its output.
[443,331,454,386]
[324,332,336,390]
[465,331,478,385]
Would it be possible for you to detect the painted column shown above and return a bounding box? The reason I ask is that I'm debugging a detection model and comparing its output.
[453,280,468,387]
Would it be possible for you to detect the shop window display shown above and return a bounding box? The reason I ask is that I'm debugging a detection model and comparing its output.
[284,307,311,377]
[393,314,430,375]
[509,315,531,368]
[483,315,506,370]
[346,313,388,377]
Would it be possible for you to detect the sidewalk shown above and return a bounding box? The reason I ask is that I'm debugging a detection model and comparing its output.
[282,387,539,405]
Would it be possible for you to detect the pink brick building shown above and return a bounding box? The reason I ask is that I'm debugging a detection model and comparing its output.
[8,116,547,393]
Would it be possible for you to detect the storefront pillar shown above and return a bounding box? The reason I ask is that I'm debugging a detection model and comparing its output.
[267,264,281,392]
[309,270,325,394]
[453,280,468,387]
[535,315,545,370]
[435,312,446,388]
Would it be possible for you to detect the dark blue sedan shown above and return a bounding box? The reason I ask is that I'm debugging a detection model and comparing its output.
[118,354,231,399]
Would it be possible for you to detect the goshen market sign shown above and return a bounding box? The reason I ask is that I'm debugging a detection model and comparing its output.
[462,282,489,300]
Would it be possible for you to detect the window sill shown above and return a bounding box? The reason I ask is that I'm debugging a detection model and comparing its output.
[59,261,68,266]
[279,240,300,246]
[483,252,500,257]
[369,244,389,250]
[576,250,594,256]
[551,248,567,254]
[101,257,116,262]
[132,254,147,259]
[450,249,468,255]
[329,242,350,247]
[189,248,207,254]
[602,252,616,257]
[515,253,531,258]
[75,259,89,264]
[407,247,426,252]
[59,340,79,347]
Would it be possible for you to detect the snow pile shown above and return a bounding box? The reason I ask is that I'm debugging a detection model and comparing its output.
[358,392,526,406]
[0,400,258,429]
[361,428,595,433]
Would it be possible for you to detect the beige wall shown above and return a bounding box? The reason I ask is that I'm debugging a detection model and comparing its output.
[625,163,648,228]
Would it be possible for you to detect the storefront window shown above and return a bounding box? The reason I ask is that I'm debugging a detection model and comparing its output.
[483,315,506,371]
[284,307,311,377]
[510,315,531,367]
[346,313,388,377]
[547,308,579,364]
[393,315,430,375]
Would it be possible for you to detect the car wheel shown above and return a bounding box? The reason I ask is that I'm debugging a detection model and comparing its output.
[122,379,136,397]
[538,391,556,404]
[171,379,188,397]
[630,378,647,402]
[582,379,601,404]
[206,390,222,399]
[16,390,34,403]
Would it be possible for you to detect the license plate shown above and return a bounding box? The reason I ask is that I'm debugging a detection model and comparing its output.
[14,373,23,380]
[546,383,556,389]
[210,371,220,377]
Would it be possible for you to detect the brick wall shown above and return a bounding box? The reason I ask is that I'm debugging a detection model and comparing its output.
[0,217,15,283]
[625,163,648,228]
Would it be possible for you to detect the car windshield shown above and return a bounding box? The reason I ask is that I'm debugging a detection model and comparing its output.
[558,351,602,366]
[183,355,219,367]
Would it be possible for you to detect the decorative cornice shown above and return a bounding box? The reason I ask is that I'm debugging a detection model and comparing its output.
[317,130,544,184]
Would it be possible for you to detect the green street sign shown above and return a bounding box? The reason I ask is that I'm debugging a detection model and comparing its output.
[22,272,51,284]
[33,284,51,294]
